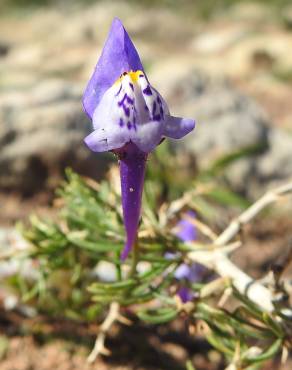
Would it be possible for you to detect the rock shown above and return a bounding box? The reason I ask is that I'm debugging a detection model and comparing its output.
[167,70,292,199]
[0,227,38,281]
[0,41,10,57]
[93,261,118,282]
[256,128,292,185]
[0,79,111,194]
[191,25,249,54]
[224,122,292,199]
[168,71,269,167]
[0,227,30,254]
[160,342,188,362]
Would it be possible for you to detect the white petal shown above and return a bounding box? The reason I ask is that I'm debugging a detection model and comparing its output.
[92,85,119,130]
[163,116,195,139]
[84,129,108,152]
[84,126,130,152]
[131,121,163,153]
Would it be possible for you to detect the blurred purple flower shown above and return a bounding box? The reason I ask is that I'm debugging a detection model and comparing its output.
[175,210,197,242]
[174,211,206,303]
[83,18,195,260]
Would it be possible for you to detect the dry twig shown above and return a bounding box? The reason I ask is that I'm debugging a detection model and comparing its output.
[87,302,120,363]
[215,181,292,247]
[188,180,292,313]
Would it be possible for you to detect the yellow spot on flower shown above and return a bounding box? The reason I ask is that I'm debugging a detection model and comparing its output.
[114,70,143,85]
[128,70,142,82]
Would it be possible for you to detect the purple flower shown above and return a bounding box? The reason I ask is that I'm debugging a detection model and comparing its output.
[175,210,197,243]
[83,18,195,260]
[174,262,205,282]
[174,211,206,302]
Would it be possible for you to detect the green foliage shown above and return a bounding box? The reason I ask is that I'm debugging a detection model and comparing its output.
[8,145,291,368]
[201,143,267,178]
[19,169,183,318]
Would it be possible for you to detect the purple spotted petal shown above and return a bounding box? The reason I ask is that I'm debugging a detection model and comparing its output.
[83,18,144,119]
[132,120,164,153]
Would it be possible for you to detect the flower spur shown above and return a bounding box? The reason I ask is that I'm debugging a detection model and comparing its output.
[83,18,195,260]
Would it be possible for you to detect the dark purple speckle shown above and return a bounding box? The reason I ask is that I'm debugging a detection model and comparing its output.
[126,96,134,105]
[143,85,152,96]
[123,106,130,117]
[118,94,127,106]
[116,84,122,96]
[153,114,161,121]
[152,101,157,116]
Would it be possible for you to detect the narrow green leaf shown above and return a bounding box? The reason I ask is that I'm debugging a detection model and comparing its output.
[243,339,282,364]
[138,307,178,324]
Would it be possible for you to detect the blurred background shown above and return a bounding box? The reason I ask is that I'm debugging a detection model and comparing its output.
[0,0,292,214]
[0,0,292,369]
[1,0,292,217]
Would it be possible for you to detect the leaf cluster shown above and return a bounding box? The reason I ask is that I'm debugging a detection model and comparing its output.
[7,145,291,368]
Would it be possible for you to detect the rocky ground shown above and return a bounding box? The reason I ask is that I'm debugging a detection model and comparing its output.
[1,1,292,369]
[1,1,292,198]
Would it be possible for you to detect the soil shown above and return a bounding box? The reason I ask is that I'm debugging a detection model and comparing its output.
[0,314,290,370]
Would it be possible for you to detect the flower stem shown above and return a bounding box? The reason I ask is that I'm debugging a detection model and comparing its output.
[129,237,139,277]
[115,251,122,281]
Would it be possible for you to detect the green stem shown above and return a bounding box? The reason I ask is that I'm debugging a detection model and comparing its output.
[129,237,139,278]
[116,251,122,281]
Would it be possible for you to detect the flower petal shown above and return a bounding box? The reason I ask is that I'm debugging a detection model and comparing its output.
[177,286,193,303]
[174,264,191,280]
[84,128,130,152]
[91,86,114,130]
[131,120,164,153]
[175,210,197,242]
[83,18,144,119]
[163,116,195,139]
[84,129,108,152]
[174,263,204,283]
